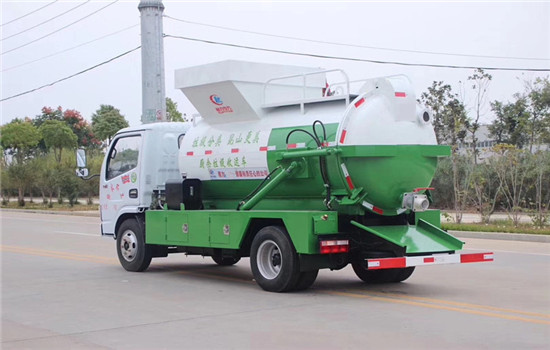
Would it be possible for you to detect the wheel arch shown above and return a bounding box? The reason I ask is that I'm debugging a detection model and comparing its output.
[114,212,145,239]
[239,218,286,257]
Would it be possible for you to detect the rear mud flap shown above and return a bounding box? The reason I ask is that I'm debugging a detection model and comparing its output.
[350,219,464,254]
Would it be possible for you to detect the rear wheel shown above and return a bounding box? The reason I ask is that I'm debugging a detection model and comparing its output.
[352,253,415,283]
[212,256,241,266]
[250,226,300,292]
[294,270,319,291]
[116,218,152,272]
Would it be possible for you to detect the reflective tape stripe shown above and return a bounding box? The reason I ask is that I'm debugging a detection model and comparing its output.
[362,201,384,215]
[339,130,347,144]
[340,163,354,190]
[366,252,493,270]
[287,143,306,149]
[260,146,276,151]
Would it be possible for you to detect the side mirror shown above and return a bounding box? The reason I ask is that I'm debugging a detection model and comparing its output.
[76,148,87,168]
[76,149,88,178]
[76,168,89,177]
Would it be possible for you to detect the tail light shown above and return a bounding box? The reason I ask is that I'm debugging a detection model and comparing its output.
[320,240,349,254]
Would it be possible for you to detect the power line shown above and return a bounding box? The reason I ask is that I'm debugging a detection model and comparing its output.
[164,34,550,72]
[1,0,120,56]
[2,24,139,72]
[2,1,91,41]
[0,0,59,27]
[0,46,141,102]
[164,14,550,62]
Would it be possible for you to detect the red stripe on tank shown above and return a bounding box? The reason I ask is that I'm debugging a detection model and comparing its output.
[340,130,347,144]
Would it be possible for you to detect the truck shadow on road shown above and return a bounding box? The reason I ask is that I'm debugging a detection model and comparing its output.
[140,260,461,299]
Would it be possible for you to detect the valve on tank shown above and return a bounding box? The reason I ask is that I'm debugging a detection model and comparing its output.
[402,191,430,212]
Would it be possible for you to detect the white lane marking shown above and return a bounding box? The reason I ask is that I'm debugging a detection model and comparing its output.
[466,248,550,257]
[54,231,98,237]
[1,216,98,225]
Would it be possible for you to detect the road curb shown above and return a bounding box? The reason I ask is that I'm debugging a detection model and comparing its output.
[449,230,550,243]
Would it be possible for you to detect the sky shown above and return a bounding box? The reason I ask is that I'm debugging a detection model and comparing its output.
[1,0,549,128]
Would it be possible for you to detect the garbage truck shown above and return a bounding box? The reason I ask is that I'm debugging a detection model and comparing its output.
[78,60,493,292]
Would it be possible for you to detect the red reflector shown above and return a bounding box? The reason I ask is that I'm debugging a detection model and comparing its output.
[354,98,365,108]
[395,92,407,98]
[186,151,193,156]
[231,148,239,153]
[424,257,435,263]
[205,150,212,155]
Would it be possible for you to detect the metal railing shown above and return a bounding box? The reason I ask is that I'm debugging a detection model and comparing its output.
[263,69,351,114]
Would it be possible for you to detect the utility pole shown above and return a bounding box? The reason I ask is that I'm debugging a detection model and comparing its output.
[138,0,166,123]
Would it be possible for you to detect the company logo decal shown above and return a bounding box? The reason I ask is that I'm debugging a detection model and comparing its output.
[209,94,234,114]
[210,95,223,105]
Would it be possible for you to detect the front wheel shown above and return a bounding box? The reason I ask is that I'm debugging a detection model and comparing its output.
[116,218,152,272]
[250,226,300,292]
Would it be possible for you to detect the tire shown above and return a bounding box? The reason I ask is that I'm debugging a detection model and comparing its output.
[250,226,300,292]
[116,218,152,272]
[293,270,319,291]
[352,258,415,284]
[212,256,241,266]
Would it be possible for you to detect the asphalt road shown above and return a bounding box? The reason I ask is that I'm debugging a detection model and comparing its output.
[1,211,549,349]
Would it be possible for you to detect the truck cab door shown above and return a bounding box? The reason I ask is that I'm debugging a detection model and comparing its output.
[100,134,142,236]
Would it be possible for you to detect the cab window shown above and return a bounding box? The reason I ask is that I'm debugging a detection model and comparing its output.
[106,135,141,181]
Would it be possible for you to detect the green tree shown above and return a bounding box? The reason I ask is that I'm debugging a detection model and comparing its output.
[33,154,61,207]
[490,144,532,227]
[63,109,101,149]
[166,97,185,122]
[489,97,530,148]
[0,119,41,164]
[0,120,41,206]
[420,82,470,223]
[91,105,129,144]
[466,68,492,164]
[469,160,501,223]
[524,77,550,151]
[525,151,550,227]
[33,106,63,128]
[39,120,78,163]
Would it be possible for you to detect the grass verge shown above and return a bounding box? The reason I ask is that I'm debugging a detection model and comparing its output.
[442,222,550,235]
[1,201,98,212]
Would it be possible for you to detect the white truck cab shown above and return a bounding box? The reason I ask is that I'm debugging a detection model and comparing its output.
[99,122,191,236]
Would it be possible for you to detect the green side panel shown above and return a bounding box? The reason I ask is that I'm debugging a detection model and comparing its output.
[146,209,339,254]
[350,219,463,254]
[145,210,167,245]
[167,212,188,243]
[415,209,441,227]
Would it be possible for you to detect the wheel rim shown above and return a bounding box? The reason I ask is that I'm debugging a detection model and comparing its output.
[256,239,282,280]
[120,230,138,262]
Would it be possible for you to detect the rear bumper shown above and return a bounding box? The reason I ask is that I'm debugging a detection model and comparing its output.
[366,252,494,270]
